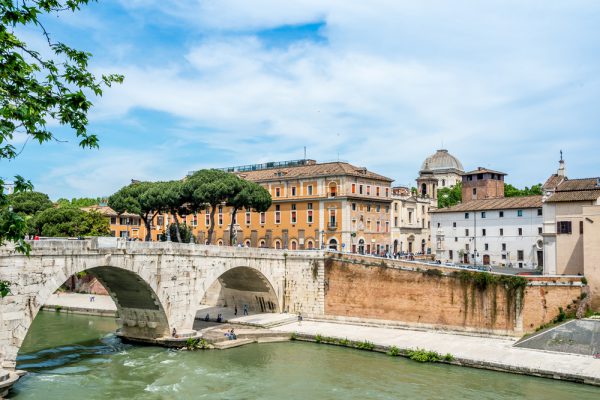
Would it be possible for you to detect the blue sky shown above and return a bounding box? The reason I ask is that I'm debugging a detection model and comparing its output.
[3,0,600,199]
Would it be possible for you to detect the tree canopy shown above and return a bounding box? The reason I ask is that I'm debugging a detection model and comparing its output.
[8,190,53,215]
[0,0,122,278]
[226,179,271,244]
[55,197,100,208]
[108,181,166,241]
[30,207,109,237]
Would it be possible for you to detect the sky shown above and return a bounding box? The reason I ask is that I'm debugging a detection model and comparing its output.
[3,0,600,199]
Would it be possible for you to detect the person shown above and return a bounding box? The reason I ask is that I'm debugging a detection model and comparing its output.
[216,313,222,323]
[229,328,236,340]
[243,304,248,316]
[204,313,210,322]
[297,312,303,326]
[172,328,178,338]
[234,305,238,316]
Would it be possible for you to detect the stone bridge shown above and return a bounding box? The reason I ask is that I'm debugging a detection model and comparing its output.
[0,238,325,371]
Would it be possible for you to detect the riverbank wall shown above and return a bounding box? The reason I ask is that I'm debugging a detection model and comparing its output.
[322,255,584,335]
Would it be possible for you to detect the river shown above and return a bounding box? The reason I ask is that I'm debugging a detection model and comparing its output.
[10,312,600,399]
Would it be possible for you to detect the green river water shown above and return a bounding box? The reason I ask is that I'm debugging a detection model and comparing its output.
[10,312,600,399]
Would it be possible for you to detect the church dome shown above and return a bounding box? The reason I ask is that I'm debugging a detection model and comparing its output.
[420,149,464,172]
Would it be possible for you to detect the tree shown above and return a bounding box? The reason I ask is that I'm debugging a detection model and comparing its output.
[504,183,543,197]
[226,180,271,245]
[0,0,122,296]
[31,207,110,237]
[160,181,188,243]
[8,191,53,215]
[56,197,100,208]
[108,182,164,241]
[160,223,194,243]
[183,170,240,245]
[437,183,462,208]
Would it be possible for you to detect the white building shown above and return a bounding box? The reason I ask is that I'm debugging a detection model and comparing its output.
[390,186,433,255]
[431,168,544,269]
[432,197,544,268]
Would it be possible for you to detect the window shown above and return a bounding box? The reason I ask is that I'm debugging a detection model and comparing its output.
[517,210,523,217]
[110,217,116,225]
[472,188,477,196]
[499,228,504,236]
[557,221,572,234]
[376,220,381,232]
[260,212,266,225]
[352,202,357,211]
[449,250,453,259]
[465,243,470,251]
[376,205,381,212]
[518,228,523,236]
[538,227,542,235]
[580,221,584,235]
[465,229,469,237]
[455,237,458,242]
[307,185,313,195]
[465,213,469,219]
[376,187,380,196]
[385,188,389,197]
[482,229,486,236]
[352,219,357,229]
[517,250,524,261]
[205,210,210,227]
[481,212,486,218]
[307,203,313,223]
[502,254,507,260]
[367,219,372,231]
[275,205,281,224]
[484,243,489,251]
[328,209,337,227]
[192,214,198,227]
[307,240,314,250]
[367,205,371,212]
[437,222,441,228]
[352,183,356,194]
[157,216,164,226]
[537,208,543,216]
[385,206,389,213]
[366,186,371,195]
[394,203,398,211]
[275,187,281,197]
[394,217,398,227]
[502,243,506,251]
[452,222,456,228]
[218,213,223,226]
[359,185,363,194]
[291,186,296,196]
[385,221,389,233]
[408,210,413,223]
[245,209,251,225]
[291,204,297,224]
[499,211,504,218]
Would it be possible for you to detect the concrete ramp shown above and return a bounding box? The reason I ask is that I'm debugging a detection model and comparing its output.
[515,319,600,356]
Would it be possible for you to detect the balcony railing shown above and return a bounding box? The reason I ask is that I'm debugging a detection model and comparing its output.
[327,222,338,230]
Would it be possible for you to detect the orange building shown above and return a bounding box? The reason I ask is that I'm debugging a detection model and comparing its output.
[185,159,393,253]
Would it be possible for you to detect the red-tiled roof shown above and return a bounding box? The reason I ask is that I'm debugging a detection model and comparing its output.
[543,174,565,191]
[546,177,600,203]
[81,205,138,218]
[432,195,542,213]
[236,161,393,183]
[462,167,507,176]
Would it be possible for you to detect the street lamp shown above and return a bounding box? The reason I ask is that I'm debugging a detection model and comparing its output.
[320,230,325,249]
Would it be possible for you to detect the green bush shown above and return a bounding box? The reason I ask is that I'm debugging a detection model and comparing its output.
[315,334,323,343]
[388,346,400,356]
[406,348,443,363]
[443,353,454,362]
[290,332,297,340]
[54,305,62,312]
[354,340,375,351]
[581,277,588,285]
[186,338,209,350]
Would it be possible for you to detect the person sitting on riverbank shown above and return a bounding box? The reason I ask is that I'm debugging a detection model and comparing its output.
[172,328,178,338]
[216,313,222,323]
[224,328,236,340]
[204,313,210,322]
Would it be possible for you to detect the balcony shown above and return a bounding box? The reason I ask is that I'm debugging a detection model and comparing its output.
[327,222,338,230]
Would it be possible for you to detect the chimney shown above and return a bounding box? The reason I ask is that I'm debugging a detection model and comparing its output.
[557,159,566,177]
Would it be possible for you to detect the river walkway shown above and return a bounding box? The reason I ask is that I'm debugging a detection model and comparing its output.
[43,294,600,386]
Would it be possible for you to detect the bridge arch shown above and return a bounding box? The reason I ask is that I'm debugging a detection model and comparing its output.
[1,258,175,371]
[199,266,282,314]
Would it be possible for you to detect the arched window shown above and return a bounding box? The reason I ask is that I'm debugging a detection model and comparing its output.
[307,240,314,250]
[245,239,251,247]
[421,183,427,196]
[290,240,297,250]
[358,239,365,254]
[442,179,446,187]
[328,238,338,251]
[329,182,337,197]
[259,240,266,248]
[217,239,223,246]
[274,240,281,249]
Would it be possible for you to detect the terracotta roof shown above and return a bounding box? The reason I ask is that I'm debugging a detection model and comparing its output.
[81,205,138,218]
[432,195,542,213]
[235,161,393,183]
[462,167,507,176]
[542,174,565,191]
[546,177,600,203]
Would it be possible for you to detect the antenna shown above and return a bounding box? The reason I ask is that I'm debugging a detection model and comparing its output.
[304,146,306,159]
[560,149,563,161]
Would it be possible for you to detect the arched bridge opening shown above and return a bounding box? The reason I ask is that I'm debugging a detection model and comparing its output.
[201,267,280,316]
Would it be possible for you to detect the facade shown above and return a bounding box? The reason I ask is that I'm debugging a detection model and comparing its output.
[81,205,147,239]
[418,149,464,192]
[389,186,434,255]
[432,168,543,268]
[186,159,394,253]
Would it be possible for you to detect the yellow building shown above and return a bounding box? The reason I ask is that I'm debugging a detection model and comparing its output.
[185,159,393,253]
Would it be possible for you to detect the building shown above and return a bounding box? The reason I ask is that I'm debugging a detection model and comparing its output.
[186,159,394,253]
[417,149,464,194]
[82,205,146,239]
[432,168,544,268]
[389,186,433,255]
